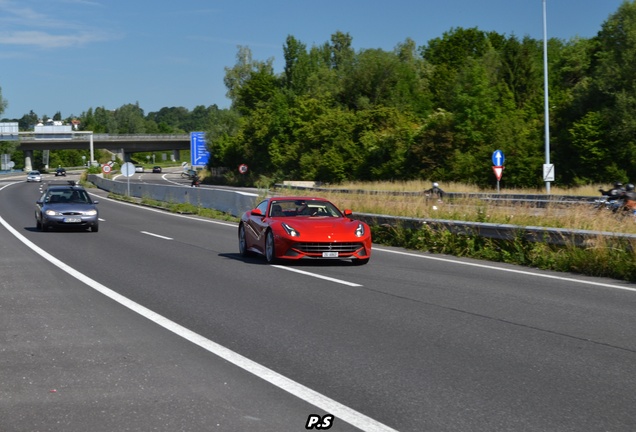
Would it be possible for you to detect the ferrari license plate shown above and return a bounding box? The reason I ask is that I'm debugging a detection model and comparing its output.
[322,251,339,258]
[64,217,82,223]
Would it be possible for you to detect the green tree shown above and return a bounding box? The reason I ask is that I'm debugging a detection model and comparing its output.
[0,86,7,118]
[283,35,311,95]
[224,46,278,115]
[114,103,146,134]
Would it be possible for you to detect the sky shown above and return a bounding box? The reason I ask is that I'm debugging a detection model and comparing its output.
[0,0,628,120]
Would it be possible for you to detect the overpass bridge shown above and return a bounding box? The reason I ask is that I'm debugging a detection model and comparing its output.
[12,134,191,171]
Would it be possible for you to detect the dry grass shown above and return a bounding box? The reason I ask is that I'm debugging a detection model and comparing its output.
[274,181,636,234]
[329,180,604,196]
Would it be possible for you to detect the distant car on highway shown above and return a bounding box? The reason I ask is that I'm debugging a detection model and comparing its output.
[55,167,66,176]
[26,171,42,182]
[152,166,162,173]
[239,197,372,265]
[35,182,99,232]
[135,165,145,173]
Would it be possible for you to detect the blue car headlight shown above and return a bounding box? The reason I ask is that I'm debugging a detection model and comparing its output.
[45,209,61,216]
[281,222,300,237]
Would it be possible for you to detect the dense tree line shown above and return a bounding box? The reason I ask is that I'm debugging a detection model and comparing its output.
[211,1,636,188]
[2,2,636,187]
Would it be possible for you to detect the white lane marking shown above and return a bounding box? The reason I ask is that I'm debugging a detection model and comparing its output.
[374,247,636,293]
[274,265,363,287]
[141,231,173,240]
[0,214,397,432]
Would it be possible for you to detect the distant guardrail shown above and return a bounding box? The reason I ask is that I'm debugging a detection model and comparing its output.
[353,213,636,248]
[89,176,636,248]
[275,183,636,247]
[275,183,599,207]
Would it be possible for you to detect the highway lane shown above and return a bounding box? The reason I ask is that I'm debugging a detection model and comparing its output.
[2,179,636,431]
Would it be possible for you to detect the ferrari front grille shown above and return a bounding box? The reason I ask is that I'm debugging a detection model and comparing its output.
[293,242,364,253]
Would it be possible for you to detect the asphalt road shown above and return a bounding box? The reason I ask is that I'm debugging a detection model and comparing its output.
[1,175,636,432]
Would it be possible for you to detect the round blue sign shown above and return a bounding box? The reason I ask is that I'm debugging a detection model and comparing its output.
[492,150,505,166]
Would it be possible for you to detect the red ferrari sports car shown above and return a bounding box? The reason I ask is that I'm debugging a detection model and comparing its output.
[238,197,372,265]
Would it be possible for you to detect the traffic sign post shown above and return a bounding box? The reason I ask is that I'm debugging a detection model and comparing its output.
[121,162,135,196]
[492,150,505,193]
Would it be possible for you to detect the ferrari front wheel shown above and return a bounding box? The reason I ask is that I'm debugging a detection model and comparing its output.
[238,224,249,257]
[265,230,276,263]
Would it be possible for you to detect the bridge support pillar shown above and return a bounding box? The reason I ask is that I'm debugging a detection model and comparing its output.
[172,150,180,162]
[114,148,125,162]
[24,150,33,172]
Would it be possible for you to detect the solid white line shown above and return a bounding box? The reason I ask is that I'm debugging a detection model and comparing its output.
[374,247,636,293]
[140,231,173,240]
[0,213,396,432]
[274,265,363,287]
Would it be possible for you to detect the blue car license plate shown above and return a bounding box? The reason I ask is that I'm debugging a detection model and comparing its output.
[64,217,82,223]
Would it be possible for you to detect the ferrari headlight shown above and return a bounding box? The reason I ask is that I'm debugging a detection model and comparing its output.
[355,223,365,237]
[281,222,300,237]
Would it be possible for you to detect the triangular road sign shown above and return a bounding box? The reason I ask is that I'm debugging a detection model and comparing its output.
[492,166,504,181]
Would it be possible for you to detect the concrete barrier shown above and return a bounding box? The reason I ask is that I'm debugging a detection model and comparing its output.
[89,175,259,217]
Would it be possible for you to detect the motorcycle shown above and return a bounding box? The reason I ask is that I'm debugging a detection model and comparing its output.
[593,195,636,221]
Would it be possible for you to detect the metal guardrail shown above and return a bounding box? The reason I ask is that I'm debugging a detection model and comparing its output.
[274,183,636,247]
[89,177,636,248]
[353,213,636,248]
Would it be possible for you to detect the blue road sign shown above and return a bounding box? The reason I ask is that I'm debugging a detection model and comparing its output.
[190,132,210,167]
[492,149,505,166]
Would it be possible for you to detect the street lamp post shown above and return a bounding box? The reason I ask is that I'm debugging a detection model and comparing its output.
[543,0,552,194]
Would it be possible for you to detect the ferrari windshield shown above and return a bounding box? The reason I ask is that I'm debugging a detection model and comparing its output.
[269,200,342,217]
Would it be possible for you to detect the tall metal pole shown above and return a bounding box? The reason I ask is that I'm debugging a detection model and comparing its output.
[543,0,551,193]
[90,132,94,167]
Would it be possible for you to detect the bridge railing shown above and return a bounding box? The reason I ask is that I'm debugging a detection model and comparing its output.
[17,133,189,142]
[90,134,189,141]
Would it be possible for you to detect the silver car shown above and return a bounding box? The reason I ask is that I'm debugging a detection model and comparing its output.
[26,170,42,182]
[35,183,99,232]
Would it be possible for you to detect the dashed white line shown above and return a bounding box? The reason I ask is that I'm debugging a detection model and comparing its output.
[141,231,173,240]
[274,265,363,286]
